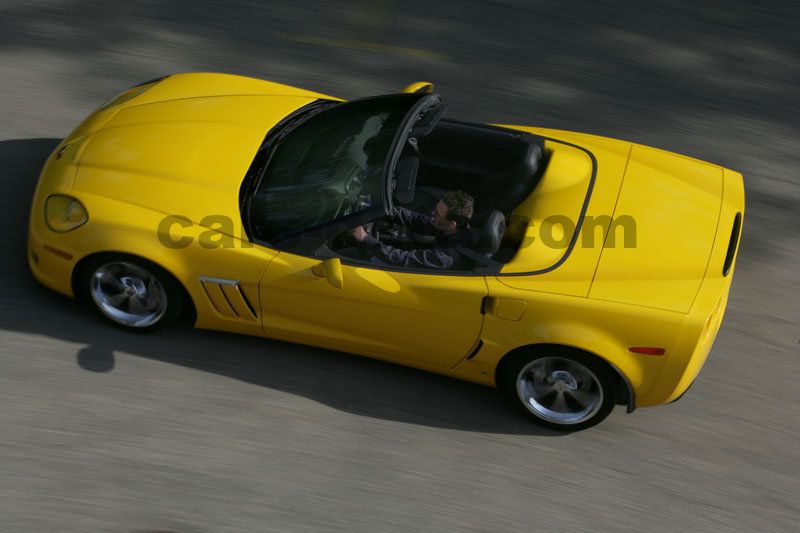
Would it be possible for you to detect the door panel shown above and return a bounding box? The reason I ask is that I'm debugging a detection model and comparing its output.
[260,252,488,368]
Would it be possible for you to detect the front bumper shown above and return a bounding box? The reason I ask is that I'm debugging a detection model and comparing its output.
[26,139,83,297]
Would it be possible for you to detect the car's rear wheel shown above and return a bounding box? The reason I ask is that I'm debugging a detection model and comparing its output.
[78,254,183,331]
[499,348,617,431]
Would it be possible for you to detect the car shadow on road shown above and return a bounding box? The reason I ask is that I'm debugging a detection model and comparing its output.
[0,138,562,436]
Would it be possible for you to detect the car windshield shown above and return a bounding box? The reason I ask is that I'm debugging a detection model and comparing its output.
[248,94,424,243]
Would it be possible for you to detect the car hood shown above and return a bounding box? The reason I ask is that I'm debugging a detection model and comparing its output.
[73,94,318,238]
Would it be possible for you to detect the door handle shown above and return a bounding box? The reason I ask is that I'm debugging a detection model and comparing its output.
[480,296,496,315]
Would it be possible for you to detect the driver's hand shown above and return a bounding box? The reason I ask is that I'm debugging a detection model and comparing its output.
[351,225,368,242]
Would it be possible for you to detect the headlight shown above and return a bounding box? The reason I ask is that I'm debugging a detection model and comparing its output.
[97,76,167,110]
[45,195,88,232]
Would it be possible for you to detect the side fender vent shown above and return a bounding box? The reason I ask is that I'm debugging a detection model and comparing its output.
[199,277,258,321]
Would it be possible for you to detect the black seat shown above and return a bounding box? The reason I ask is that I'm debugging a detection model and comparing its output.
[480,141,543,216]
[471,210,506,257]
[412,120,546,218]
[421,209,504,275]
[448,210,506,273]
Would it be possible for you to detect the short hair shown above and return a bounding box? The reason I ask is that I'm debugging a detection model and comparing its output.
[441,190,474,229]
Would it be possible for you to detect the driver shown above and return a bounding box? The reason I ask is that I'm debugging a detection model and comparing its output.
[350,190,474,270]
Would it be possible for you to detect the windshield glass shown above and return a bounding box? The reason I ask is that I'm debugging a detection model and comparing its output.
[249,94,423,243]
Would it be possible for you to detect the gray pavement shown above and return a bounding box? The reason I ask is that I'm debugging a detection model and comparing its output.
[1,1,799,531]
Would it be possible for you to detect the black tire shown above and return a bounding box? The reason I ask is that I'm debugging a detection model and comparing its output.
[77,253,184,332]
[498,347,618,431]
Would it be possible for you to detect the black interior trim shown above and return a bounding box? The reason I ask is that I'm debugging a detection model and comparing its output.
[249,135,597,278]
[383,94,443,213]
[414,119,544,218]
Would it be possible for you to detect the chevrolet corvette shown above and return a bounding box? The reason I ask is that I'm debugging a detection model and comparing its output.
[27,73,744,430]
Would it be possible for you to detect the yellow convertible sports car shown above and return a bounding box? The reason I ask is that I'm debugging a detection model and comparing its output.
[28,73,744,430]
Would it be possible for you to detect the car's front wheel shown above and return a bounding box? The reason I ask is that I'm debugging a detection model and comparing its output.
[499,348,617,431]
[78,254,183,331]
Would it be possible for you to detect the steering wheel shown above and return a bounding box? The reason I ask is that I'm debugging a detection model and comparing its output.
[362,222,376,237]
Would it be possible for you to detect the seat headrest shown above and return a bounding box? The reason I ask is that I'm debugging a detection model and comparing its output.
[471,210,506,256]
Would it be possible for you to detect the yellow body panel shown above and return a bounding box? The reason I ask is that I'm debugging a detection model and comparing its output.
[501,139,594,273]
[495,127,630,297]
[28,73,745,414]
[66,72,337,141]
[29,187,278,337]
[637,167,744,405]
[75,95,316,237]
[260,252,487,368]
[589,145,723,313]
[454,277,675,395]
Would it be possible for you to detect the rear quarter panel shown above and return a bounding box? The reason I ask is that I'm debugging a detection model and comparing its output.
[455,127,743,407]
[456,277,683,399]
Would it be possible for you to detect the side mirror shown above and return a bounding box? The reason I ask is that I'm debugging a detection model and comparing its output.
[402,81,434,94]
[311,257,344,289]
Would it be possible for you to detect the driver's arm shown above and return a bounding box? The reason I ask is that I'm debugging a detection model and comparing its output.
[359,234,454,270]
[389,207,437,236]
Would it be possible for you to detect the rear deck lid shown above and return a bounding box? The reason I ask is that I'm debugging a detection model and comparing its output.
[588,145,723,313]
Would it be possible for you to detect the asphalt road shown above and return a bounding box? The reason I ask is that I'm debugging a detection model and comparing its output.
[1,1,799,531]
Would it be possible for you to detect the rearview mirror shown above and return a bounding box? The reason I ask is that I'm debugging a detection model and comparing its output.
[402,81,434,94]
[311,257,344,289]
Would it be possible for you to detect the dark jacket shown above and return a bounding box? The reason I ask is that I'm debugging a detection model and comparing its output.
[361,207,471,270]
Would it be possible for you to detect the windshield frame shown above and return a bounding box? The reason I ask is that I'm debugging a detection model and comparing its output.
[243,93,436,252]
[240,98,339,242]
[381,94,445,211]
